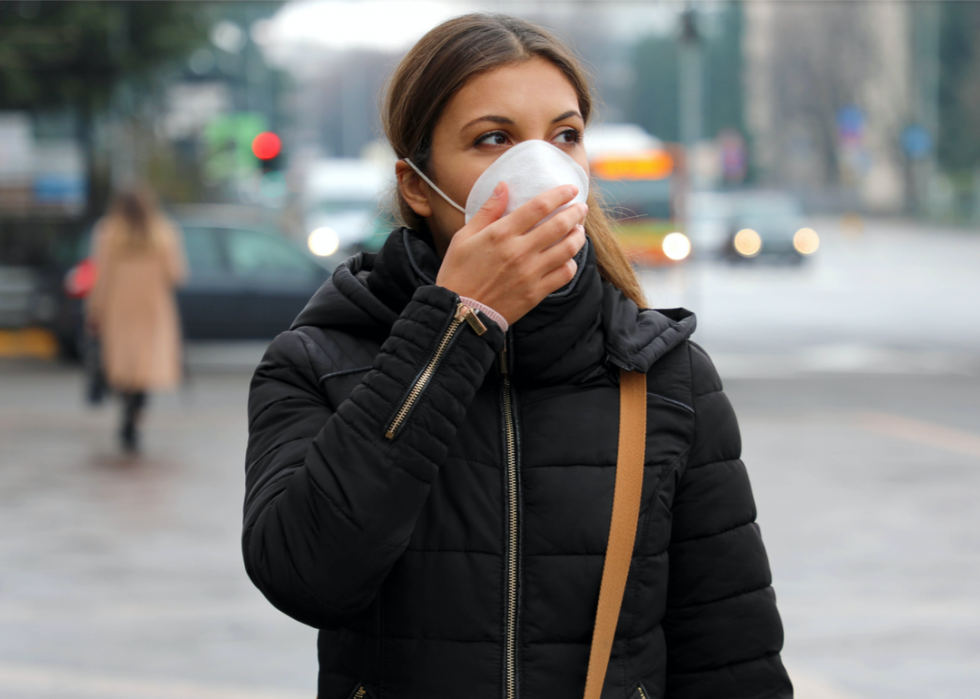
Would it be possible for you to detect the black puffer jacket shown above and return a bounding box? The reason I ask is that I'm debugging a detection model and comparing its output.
[244,228,792,699]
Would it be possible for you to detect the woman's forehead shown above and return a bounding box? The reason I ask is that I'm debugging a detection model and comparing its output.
[444,57,581,128]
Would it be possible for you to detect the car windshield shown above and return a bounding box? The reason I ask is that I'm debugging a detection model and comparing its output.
[735,198,802,218]
[593,178,672,220]
[181,227,226,278]
[310,200,377,216]
[225,228,323,283]
[736,214,800,234]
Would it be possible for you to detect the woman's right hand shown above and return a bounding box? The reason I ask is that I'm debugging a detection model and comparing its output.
[434,182,588,326]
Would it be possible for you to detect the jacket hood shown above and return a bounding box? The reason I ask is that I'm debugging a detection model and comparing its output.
[292,228,696,379]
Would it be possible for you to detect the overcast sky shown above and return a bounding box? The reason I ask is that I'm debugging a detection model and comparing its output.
[259,0,680,73]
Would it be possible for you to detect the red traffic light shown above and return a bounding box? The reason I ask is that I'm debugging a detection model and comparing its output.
[252,132,281,160]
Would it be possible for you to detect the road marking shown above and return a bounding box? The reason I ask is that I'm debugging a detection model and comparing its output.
[0,662,310,699]
[859,412,980,459]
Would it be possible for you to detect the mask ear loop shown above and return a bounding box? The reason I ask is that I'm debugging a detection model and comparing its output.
[403,159,466,215]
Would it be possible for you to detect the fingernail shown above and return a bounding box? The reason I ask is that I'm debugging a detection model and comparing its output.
[491,182,505,198]
[566,184,578,196]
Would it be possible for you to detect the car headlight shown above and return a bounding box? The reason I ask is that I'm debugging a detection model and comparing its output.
[793,227,819,255]
[308,227,340,257]
[733,228,762,257]
[662,232,691,261]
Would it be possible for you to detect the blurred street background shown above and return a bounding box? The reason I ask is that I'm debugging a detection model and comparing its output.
[1,1,979,698]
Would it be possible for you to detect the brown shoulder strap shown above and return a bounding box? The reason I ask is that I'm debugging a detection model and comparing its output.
[583,370,647,699]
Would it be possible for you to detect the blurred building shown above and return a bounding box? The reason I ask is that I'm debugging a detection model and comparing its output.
[743,1,928,215]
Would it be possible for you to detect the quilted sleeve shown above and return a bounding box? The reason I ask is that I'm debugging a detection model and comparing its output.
[242,284,503,629]
[662,342,793,698]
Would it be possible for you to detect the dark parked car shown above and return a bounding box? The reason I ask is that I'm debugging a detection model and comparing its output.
[58,205,337,359]
[722,192,819,264]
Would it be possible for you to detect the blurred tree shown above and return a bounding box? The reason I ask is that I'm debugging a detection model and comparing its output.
[767,2,878,188]
[626,2,745,145]
[703,2,745,144]
[938,2,980,175]
[0,1,208,215]
[627,33,679,142]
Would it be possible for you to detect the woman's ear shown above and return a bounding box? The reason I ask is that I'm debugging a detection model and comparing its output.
[395,161,433,218]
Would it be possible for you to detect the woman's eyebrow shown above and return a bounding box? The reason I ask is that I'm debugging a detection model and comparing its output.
[462,110,583,131]
[463,115,515,130]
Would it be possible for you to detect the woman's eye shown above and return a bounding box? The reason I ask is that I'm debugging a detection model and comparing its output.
[475,131,509,147]
[553,128,582,145]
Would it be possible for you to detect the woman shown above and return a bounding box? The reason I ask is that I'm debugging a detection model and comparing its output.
[244,14,791,699]
[86,187,186,452]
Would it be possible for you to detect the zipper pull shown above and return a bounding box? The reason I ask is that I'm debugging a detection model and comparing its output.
[455,303,488,336]
[499,344,509,375]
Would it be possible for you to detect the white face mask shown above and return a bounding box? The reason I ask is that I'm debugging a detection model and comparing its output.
[404,139,589,227]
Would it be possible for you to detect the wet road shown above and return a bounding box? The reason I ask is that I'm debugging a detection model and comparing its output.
[1,215,978,699]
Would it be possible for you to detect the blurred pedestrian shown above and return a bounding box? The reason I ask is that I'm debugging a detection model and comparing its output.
[244,13,791,699]
[85,186,186,453]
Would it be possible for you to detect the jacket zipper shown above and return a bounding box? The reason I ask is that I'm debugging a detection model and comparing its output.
[384,302,487,440]
[500,344,520,699]
[638,685,649,699]
[349,685,367,699]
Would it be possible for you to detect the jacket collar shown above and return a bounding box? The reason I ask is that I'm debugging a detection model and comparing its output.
[292,227,696,383]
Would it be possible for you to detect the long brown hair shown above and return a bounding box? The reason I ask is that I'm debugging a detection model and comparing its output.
[382,13,647,308]
[107,187,159,251]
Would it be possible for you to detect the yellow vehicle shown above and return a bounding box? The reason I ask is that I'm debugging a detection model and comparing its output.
[589,132,690,266]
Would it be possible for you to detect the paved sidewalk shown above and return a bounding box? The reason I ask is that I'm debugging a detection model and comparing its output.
[1,361,977,698]
[0,363,317,697]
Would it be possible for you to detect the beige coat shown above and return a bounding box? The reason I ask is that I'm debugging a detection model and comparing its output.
[86,215,187,391]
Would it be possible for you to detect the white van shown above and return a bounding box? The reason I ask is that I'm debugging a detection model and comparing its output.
[302,159,391,258]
